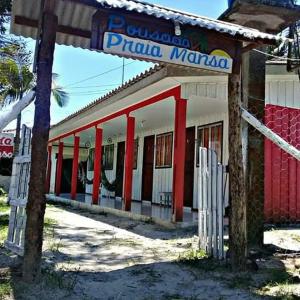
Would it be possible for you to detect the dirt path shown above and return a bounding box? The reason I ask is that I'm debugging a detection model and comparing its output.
[2,203,299,299]
[41,205,261,300]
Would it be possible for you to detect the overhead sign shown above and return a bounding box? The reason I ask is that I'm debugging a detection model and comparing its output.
[91,12,235,74]
[103,32,232,73]
[0,134,14,158]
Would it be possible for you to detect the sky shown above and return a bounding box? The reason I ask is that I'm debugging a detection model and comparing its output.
[5,0,229,130]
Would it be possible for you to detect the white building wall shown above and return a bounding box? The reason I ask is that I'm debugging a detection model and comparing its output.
[266,75,300,109]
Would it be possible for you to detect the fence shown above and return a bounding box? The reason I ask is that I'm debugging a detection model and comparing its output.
[198,147,226,259]
[4,125,31,256]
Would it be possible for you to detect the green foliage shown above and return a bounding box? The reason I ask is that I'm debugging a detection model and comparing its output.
[51,73,69,107]
[0,43,33,107]
[0,214,9,246]
[0,281,12,299]
[0,0,11,36]
[0,196,9,214]
[177,249,208,263]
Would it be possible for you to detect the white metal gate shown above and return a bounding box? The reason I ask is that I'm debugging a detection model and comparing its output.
[5,125,31,256]
[198,147,225,259]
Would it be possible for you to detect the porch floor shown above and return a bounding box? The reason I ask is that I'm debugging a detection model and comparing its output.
[52,193,198,225]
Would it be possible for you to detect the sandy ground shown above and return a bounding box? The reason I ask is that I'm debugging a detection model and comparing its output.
[2,204,300,299]
[43,205,258,300]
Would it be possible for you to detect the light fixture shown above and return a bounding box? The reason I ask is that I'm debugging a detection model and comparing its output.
[174,21,181,36]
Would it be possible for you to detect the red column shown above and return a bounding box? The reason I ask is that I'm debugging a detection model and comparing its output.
[71,135,80,200]
[173,97,187,222]
[45,144,52,194]
[124,115,135,211]
[92,126,103,205]
[55,141,64,196]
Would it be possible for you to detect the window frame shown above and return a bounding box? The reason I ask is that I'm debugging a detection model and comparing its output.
[196,121,223,166]
[155,132,173,169]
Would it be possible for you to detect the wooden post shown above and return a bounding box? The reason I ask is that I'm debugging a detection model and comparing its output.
[173,95,187,222]
[124,115,135,211]
[71,135,80,200]
[228,44,247,270]
[55,141,64,196]
[45,144,52,194]
[92,126,103,205]
[242,48,266,248]
[23,3,58,282]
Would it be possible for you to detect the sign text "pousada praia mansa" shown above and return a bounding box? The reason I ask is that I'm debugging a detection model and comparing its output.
[103,32,233,73]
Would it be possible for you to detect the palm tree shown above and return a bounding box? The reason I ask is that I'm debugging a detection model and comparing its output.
[0,44,68,154]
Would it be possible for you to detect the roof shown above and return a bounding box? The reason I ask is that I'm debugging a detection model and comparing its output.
[11,0,284,50]
[50,64,165,130]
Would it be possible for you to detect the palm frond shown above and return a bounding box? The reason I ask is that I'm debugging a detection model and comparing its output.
[51,86,69,107]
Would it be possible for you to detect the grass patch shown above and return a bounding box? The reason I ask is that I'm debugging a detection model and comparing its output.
[257,268,297,299]
[0,280,12,299]
[0,215,9,246]
[177,249,208,262]
[0,268,12,299]
[42,263,80,291]
[291,234,300,243]
[0,197,9,214]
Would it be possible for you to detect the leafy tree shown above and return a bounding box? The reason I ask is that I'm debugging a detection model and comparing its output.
[0,43,69,153]
[0,0,11,45]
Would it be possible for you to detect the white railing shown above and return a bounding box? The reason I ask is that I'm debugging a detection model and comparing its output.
[198,147,225,259]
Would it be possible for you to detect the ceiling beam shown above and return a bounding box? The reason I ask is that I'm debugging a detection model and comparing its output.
[14,15,91,39]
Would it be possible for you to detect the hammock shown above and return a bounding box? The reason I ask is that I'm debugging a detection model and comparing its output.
[78,162,121,192]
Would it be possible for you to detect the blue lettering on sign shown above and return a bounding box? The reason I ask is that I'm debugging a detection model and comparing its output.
[106,32,123,48]
[108,15,125,31]
[107,15,191,49]
[170,47,230,70]
[104,33,231,72]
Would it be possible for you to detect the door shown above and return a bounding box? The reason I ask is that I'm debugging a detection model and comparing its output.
[142,135,155,201]
[116,141,125,197]
[184,127,195,207]
[60,158,73,194]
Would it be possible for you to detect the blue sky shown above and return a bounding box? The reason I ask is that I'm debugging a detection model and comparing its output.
[8,0,228,129]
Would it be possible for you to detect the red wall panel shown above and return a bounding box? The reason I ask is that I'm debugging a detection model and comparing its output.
[264,104,300,223]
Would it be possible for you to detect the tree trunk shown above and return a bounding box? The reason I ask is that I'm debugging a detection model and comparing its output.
[14,112,21,156]
[228,45,248,271]
[22,11,57,282]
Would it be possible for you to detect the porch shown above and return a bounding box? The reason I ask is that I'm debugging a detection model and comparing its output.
[46,193,198,227]
[47,66,229,223]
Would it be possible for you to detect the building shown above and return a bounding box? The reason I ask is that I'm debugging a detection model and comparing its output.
[47,61,300,224]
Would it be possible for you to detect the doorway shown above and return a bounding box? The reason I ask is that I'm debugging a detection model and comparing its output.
[184,127,195,207]
[59,158,72,194]
[142,135,155,201]
[115,141,125,197]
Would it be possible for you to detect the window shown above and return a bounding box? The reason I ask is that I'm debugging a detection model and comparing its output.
[102,144,114,170]
[155,132,173,168]
[133,139,138,169]
[88,148,95,171]
[197,122,223,164]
